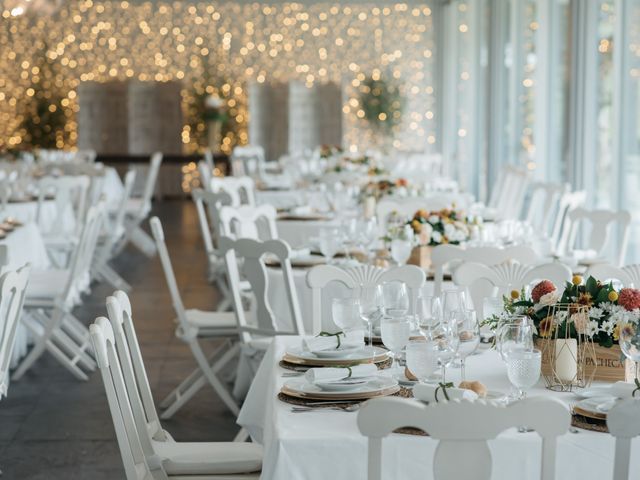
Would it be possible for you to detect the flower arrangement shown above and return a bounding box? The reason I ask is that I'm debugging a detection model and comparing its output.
[407,208,470,246]
[362,178,409,200]
[202,94,229,123]
[484,275,640,348]
[317,145,344,159]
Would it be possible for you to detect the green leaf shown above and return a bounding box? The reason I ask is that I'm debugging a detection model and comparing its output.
[586,276,598,297]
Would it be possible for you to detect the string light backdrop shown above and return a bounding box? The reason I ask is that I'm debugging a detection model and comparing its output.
[0,1,436,154]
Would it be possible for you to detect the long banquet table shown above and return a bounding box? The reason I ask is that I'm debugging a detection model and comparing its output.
[238,336,640,480]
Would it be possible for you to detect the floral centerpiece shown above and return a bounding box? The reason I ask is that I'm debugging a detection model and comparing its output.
[408,208,471,247]
[317,144,344,159]
[361,178,409,200]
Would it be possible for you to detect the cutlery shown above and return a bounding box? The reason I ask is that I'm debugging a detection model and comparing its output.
[290,404,361,413]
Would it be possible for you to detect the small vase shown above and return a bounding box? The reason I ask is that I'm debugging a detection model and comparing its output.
[407,245,432,270]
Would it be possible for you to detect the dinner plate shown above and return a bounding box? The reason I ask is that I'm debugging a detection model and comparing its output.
[314,378,370,392]
[282,376,399,400]
[265,255,326,268]
[573,396,616,420]
[278,213,332,222]
[311,345,363,358]
[283,346,391,367]
[574,386,617,400]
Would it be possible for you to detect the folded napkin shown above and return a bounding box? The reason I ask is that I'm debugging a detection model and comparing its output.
[302,329,365,352]
[610,381,637,398]
[413,383,478,403]
[305,364,378,384]
[291,206,314,216]
[290,248,311,259]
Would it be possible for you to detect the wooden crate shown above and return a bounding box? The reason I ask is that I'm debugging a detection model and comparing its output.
[407,246,432,270]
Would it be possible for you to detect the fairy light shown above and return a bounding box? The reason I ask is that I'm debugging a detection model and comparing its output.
[0,1,437,153]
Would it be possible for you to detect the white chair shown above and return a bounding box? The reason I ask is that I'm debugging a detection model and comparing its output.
[149,217,240,419]
[218,204,278,241]
[376,198,452,231]
[0,182,11,213]
[558,207,632,266]
[607,398,640,480]
[431,244,539,297]
[549,190,586,255]
[524,182,569,237]
[585,264,640,288]
[452,260,572,318]
[13,203,106,381]
[488,166,529,220]
[121,152,163,258]
[198,160,213,192]
[0,264,30,398]
[210,176,256,206]
[357,396,569,480]
[90,318,261,480]
[231,145,266,178]
[306,264,426,335]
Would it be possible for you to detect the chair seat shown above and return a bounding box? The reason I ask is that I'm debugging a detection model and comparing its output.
[185,309,237,329]
[43,234,79,249]
[154,440,262,476]
[25,269,70,299]
[126,198,148,219]
[247,337,272,351]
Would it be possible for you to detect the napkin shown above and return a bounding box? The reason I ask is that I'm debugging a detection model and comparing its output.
[610,381,637,398]
[290,248,311,259]
[413,383,478,403]
[302,329,365,352]
[305,364,378,384]
[291,206,314,216]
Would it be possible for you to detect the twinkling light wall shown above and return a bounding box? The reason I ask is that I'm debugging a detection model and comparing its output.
[0,1,436,154]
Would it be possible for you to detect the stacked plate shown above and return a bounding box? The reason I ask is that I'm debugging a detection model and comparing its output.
[283,345,390,367]
[282,376,399,401]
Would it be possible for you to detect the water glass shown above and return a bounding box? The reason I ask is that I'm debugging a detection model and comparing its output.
[390,238,413,266]
[359,285,382,347]
[442,289,467,322]
[506,349,541,399]
[405,340,438,383]
[456,310,480,382]
[432,320,459,383]
[331,298,361,331]
[417,294,442,338]
[379,282,409,318]
[381,317,412,372]
[497,317,534,362]
[318,229,340,263]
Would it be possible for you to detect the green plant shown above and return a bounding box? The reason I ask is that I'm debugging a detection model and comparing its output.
[358,76,404,136]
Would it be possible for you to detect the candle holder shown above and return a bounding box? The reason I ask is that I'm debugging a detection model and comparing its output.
[536,303,597,392]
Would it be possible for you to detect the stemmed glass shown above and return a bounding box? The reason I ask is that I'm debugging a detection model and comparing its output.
[359,285,382,349]
[416,293,442,339]
[505,349,541,400]
[497,317,538,401]
[380,316,412,373]
[406,340,438,383]
[497,316,534,362]
[455,309,480,382]
[318,229,340,264]
[432,318,459,383]
[390,226,413,266]
[617,318,640,386]
[441,289,467,322]
[379,282,410,318]
[357,218,378,261]
[331,298,362,332]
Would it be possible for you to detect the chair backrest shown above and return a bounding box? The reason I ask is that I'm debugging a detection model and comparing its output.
[0,181,11,212]
[524,182,569,237]
[0,264,30,399]
[209,176,256,206]
[198,160,212,192]
[133,153,163,220]
[203,148,215,172]
[585,264,640,288]
[90,318,162,480]
[452,260,572,318]
[358,396,569,480]
[376,198,453,231]
[306,264,426,335]
[561,208,632,266]
[191,188,233,259]
[431,244,539,297]
[488,166,529,217]
[218,204,278,241]
[113,170,137,237]
[231,145,266,178]
[550,190,586,254]
[36,175,91,236]
[218,236,305,342]
[106,291,167,443]
[148,217,189,334]
[607,398,640,480]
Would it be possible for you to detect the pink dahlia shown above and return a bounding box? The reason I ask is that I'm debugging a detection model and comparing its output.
[618,288,640,311]
[531,280,556,304]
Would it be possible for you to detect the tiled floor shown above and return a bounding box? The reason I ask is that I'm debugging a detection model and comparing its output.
[1,200,239,479]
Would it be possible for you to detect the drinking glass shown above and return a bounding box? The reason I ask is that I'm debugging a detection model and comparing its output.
[482,297,503,324]
[432,319,459,383]
[497,316,534,362]
[379,282,409,318]
[405,340,438,383]
[390,238,413,265]
[381,316,412,372]
[456,310,480,382]
[618,319,640,381]
[359,285,382,348]
[331,298,361,331]
[318,229,340,263]
[441,289,467,322]
[506,349,541,399]
[416,294,442,338]
[357,218,378,260]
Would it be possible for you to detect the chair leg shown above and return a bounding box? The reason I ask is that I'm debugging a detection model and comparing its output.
[128,226,157,257]
[233,428,250,442]
[98,264,132,292]
[50,328,96,371]
[191,342,240,416]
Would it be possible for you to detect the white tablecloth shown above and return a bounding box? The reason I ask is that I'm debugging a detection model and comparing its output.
[238,336,638,480]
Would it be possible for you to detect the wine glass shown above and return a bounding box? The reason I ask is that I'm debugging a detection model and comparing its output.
[379,282,409,318]
[381,316,412,372]
[331,298,361,331]
[357,217,378,261]
[441,289,467,322]
[497,316,534,362]
[618,318,640,382]
[318,229,340,264]
[341,217,358,260]
[455,309,480,382]
[432,318,459,383]
[359,285,382,348]
[405,340,438,383]
[416,294,442,338]
[390,238,413,265]
[482,296,503,324]
[506,349,541,400]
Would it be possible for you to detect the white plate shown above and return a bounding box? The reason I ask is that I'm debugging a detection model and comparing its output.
[284,376,398,397]
[287,346,388,363]
[314,378,370,391]
[574,386,616,400]
[576,396,618,416]
[311,345,363,358]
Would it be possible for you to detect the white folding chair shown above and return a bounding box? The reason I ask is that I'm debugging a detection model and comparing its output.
[488,166,530,220]
[149,217,240,419]
[452,260,572,318]
[198,160,213,192]
[0,182,11,213]
[558,207,632,266]
[210,176,256,206]
[13,203,106,381]
[218,204,278,241]
[121,152,163,258]
[0,264,30,398]
[549,190,586,255]
[306,264,426,335]
[607,398,640,480]
[357,396,569,480]
[585,264,640,288]
[524,182,569,237]
[90,319,261,480]
[231,145,266,178]
[431,244,539,297]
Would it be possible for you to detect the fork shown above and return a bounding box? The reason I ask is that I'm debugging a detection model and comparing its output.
[291,404,361,413]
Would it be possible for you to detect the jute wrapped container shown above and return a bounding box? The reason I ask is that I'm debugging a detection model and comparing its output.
[407,246,432,270]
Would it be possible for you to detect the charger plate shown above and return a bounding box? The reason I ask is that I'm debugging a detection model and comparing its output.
[283,346,390,367]
[278,214,332,221]
[281,376,399,401]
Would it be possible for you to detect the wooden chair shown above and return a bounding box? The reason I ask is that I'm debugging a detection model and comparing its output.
[357,396,569,480]
[453,260,572,318]
[90,318,261,480]
[585,264,640,288]
[306,264,426,335]
[607,398,640,480]
[149,217,240,419]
